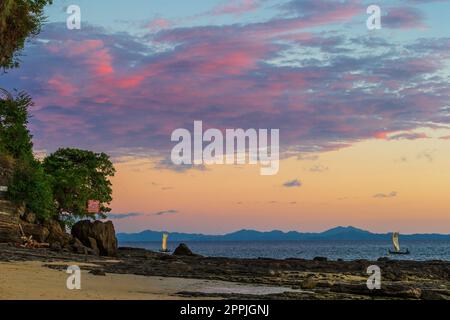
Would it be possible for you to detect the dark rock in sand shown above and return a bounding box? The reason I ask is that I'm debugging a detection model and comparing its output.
[90,269,106,276]
[87,237,100,255]
[72,220,118,256]
[331,282,423,299]
[331,283,369,296]
[377,257,390,262]
[301,277,317,289]
[45,219,72,247]
[313,256,328,262]
[173,243,196,256]
[421,289,449,300]
[71,238,89,255]
[49,241,62,252]
[159,254,177,260]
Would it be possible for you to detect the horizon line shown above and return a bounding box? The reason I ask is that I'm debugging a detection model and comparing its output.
[116,225,450,236]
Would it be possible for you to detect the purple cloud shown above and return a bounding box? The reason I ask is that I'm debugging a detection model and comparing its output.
[383,7,426,29]
[0,2,448,167]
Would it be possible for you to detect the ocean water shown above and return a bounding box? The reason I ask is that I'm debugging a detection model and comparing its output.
[120,240,450,261]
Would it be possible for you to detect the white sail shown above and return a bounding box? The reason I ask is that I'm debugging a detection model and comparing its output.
[392,232,400,252]
[162,233,169,251]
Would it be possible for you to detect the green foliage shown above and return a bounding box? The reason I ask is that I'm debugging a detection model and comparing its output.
[0,0,53,70]
[0,1,117,224]
[43,148,116,219]
[0,153,15,170]
[0,93,116,223]
[0,92,34,161]
[1,92,54,221]
[7,159,55,221]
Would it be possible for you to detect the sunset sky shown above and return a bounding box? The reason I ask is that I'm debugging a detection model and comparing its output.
[1,0,449,234]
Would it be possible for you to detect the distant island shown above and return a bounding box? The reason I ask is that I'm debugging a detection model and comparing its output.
[117,226,450,242]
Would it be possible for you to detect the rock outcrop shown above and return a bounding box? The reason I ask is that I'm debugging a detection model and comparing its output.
[71,220,117,256]
[173,243,196,256]
[0,199,21,243]
[0,164,21,243]
[0,169,22,243]
[0,162,116,256]
[44,219,72,247]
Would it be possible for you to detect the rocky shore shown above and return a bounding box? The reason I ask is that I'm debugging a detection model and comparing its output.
[0,179,118,257]
[1,179,449,300]
[0,243,448,300]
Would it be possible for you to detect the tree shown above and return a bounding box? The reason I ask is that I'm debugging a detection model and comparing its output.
[43,148,116,220]
[0,92,54,221]
[0,0,53,70]
[0,92,34,161]
[7,158,55,221]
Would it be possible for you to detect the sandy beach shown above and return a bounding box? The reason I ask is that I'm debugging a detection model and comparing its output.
[0,260,230,300]
[0,244,449,300]
[0,260,192,300]
[0,260,301,300]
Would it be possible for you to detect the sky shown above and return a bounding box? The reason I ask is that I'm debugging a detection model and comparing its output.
[1,0,450,234]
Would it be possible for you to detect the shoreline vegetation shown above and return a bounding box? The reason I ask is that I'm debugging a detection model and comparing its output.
[0,242,449,300]
[1,1,117,267]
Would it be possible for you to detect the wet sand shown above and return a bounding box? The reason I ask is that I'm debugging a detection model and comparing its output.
[0,260,193,299]
[0,260,302,300]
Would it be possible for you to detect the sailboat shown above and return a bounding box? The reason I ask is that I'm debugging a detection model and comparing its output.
[388,232,410,255]
[159,233,170,253]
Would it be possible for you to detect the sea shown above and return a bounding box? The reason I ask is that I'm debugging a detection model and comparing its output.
[119,240,450,261]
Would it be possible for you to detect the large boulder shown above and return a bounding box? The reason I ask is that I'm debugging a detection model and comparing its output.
[72,220,117,256]
[173,243,197,256]
[70,238,90,255]
[44,219,72,247]
[87,236,100,256]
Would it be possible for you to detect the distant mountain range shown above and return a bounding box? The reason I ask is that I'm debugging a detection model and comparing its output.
[117,226,450,242]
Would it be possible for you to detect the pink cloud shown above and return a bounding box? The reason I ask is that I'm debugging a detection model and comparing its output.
[47,75,77,97]
[45,39,114,76]
[211,0,259,16]
[145,18,172,31]
[4,6,449,159]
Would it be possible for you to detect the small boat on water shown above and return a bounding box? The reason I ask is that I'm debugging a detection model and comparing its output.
[159,233,171,253]
[388,232,410,255]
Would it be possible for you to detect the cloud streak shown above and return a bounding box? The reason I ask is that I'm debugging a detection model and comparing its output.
[107,212,145,219]
[154,210,178,216]
[283,179,302,188]
[373,191,398,198]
